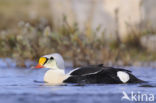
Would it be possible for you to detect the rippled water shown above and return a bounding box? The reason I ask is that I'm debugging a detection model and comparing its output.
[0,59,156,103]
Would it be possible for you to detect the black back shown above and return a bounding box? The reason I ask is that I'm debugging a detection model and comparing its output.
[64,65,145,84]
[69,64,104,76]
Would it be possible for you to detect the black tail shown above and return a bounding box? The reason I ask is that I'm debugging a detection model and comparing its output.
[128,73,147,83]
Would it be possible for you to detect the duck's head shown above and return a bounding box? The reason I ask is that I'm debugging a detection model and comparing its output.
[35,53,65,70]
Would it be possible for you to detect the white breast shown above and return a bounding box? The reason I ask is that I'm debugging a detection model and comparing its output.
[117,71,130,83]
[44,69,68,85]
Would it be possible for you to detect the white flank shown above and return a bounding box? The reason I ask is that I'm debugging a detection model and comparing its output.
[117,71,130,83]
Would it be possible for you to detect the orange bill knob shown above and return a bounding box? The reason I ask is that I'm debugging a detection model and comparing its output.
[35,57,47,69]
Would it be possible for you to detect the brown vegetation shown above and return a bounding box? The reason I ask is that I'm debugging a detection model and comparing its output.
[0,0,156,67]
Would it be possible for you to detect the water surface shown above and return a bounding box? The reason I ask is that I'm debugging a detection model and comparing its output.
[0,60,156,103]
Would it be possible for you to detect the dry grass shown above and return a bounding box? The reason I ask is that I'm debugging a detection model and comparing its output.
[0,0,156,67]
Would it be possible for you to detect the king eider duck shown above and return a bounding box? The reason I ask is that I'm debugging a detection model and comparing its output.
[34,53,145,84]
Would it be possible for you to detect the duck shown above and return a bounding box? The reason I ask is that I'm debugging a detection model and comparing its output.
[34,53,145,85]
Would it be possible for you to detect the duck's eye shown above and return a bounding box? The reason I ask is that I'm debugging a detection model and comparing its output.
[50,57,54,60]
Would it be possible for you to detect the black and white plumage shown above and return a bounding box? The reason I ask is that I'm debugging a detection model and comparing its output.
[64,64,145,84]
[35,53,146,84]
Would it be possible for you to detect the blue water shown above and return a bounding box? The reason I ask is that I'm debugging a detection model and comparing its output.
[0,59,156,103]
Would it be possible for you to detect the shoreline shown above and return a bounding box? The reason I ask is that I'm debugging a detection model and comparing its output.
[0,58,156,68]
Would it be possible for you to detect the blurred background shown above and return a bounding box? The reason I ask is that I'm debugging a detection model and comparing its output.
[0,0,156,67]
[0,1,156,103]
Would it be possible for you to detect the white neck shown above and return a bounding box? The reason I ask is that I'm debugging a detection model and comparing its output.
[44,69,69,85]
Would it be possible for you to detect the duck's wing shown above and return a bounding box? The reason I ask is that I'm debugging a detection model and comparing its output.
[64,68,145,84]
[68,64,103,76]
[102,66,132,73]
[93,68,145,83]
[64,69,120,84]
[68,65,131,76]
